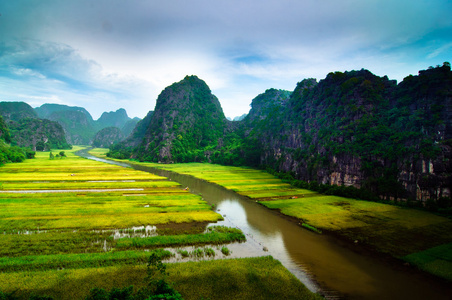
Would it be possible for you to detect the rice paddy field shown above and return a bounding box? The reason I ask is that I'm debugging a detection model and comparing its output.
[111,158,452,282]
[0,147,321,299]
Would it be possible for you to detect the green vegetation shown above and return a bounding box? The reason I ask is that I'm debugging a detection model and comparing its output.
[301,223,322,234]
[116,226,245,249]
[0,115,36,166]
[0,250,182,300]
[0,146,321,299]
[403,243,452,281]
[0,250,167,273]
[0,257,321,300]
[92,127,125,148]
[8,118,72,150]
[108,63,452,205]
[112,160,452,280]
[203,247,215,257]
[170,256,322,300]
[108,76,228,163]
[0,147,221,234]
[0,139,35,165]
[221,246,230,256]
[176,249,189,258]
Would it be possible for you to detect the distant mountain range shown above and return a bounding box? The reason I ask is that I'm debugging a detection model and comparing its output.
[0,102,141,150]
[35,104,140,144]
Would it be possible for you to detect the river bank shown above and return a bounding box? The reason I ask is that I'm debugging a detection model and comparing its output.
[0,146,321,299]
[89,148,452,299]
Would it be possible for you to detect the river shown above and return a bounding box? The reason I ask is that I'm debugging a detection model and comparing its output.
[80,151,452,300]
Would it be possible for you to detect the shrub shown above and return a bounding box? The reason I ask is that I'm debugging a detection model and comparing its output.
[177,249,189,258]
[221,246,230,256]
[191,248,204,258]
[204,247,215,257]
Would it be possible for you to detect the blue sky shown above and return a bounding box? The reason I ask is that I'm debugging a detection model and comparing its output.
[0,0,451,119]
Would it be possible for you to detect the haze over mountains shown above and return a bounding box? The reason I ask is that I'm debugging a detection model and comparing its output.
[34,104,140,145]
[1,63,451,204]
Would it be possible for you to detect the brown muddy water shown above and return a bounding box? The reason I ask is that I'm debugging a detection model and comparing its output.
[82,152,452,300]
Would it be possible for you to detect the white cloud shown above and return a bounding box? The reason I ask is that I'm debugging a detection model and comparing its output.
[0,0,451,119]
[427,42,452,59]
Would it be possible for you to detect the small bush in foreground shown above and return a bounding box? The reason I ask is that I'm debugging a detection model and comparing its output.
[221,246,230,256]
[191,248,204,258]
[204,248,215,257]
[177,249,189,258]
[84,253,183,300]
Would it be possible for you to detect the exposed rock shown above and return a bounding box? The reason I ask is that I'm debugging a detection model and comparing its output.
[0,102,70,150]
[47,110,96,145]
[137,75,227,162]
[96,108,131,130]
[122,117,141,137]
[112,64,452,202]
[92,127,125,148]
[0,101,38,122]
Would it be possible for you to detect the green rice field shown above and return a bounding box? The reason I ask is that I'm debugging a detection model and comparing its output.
[0,147,322,299]
[0,256,321,300]
[104,156,452,282]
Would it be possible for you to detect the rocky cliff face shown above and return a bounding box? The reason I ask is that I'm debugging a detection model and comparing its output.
[0,102,38,122]
[118,111,153,148]
[248,64,451,201]
[6,118,70,150]
[36,103,97,144]
[121,117,141,137]
[92,127,125,148]
[137,75,227,162]
[96,108,131,130]
[112,64,451,202]
[36,104,139,145]
[392,65,452,200]
[0,102,70,150]
[47,110,96,145]
[35,103,94,123]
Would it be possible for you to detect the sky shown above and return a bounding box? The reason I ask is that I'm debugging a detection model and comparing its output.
[0,0,451,120]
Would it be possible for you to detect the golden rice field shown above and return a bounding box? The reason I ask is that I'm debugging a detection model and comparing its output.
[0,147,323,299]
[0,147,221,234]
[103,156,452,282]
[0,256,321,300]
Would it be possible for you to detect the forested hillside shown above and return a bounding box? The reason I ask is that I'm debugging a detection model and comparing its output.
[112,76,228,162]
[109,63,451,203]
[0,102,71,151]
[251,64,451,202]
[92,127,125,148]
[35,104,139,145]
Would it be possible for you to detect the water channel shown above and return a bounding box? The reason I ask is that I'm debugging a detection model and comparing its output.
[80,151,452,300]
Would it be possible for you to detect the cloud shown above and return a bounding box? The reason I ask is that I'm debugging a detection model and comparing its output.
[0,39,153,119]
[0,0,451,119]
[427,42,452,59]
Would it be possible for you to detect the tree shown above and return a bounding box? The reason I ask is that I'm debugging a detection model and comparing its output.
[36,141,45,151]
[49,151,54,160]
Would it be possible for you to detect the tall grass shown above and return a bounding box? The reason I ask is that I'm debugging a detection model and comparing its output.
[403,242,452,281]
[116,226,245,249]
[0,257,322,300]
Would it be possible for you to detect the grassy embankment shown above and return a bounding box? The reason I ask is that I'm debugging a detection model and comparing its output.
[96,151,452,282]
[0,146,320,299]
